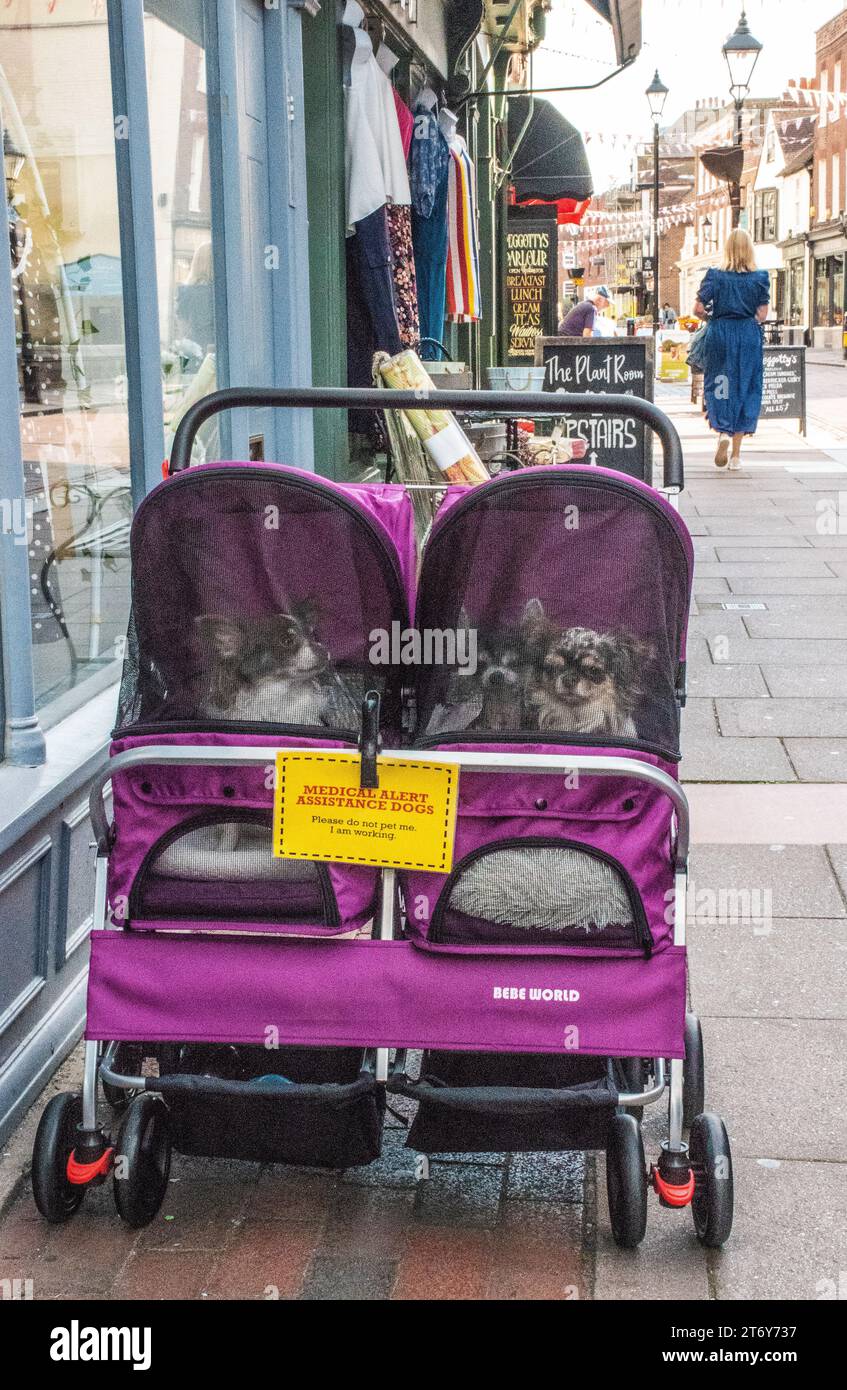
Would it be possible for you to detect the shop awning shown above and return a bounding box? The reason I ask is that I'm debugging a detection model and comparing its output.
[583,0,643,64]
[507,95,593,205]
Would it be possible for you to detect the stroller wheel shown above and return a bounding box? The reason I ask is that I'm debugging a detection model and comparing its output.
[32,1093,86,1224]
[606,1112,648,1248]
[113,1094,172,1228]
[682,1014,705,1130]
[690,1112,733,1248]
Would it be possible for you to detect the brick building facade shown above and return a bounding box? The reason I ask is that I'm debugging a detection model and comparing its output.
[809,6,847,348]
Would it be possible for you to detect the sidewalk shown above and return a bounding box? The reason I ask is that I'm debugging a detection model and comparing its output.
[0,391,844,1301]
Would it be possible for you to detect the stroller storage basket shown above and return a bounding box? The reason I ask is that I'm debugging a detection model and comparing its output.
[392,1052,623,1155]
[147,1048,385,1168]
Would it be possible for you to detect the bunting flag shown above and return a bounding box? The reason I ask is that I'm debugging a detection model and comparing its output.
[445,138,481,324]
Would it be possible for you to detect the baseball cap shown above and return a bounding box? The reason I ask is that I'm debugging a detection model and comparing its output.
[595,285,612,302]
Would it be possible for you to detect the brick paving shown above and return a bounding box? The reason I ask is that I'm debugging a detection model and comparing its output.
[0,1114,589,1300]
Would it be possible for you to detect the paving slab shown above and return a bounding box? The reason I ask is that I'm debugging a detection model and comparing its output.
[687,614,749,639]
[698,1017,847,1163]
[783,739,847,781]
[688,843,845,918]
[805,534,847,547]
[711,537,813,551]
[708,636,847,664]
[693,577,731,594]
[698,524,806,539]
[688,786,847,845]
[743,615,847,639]
[504,1151,584,1204]
[412,1161,505,1229]
[680,735,796,782]
[680,698,718,736]
[686,665,767,698]
[715,551,837,570]
[697,560,835,578]
[727,575,847,594]
[711,1158,847,1301]
[716,698,847,737]
[689,918,847,1020]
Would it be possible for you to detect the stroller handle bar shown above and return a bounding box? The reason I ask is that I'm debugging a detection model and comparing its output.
[168,386,685,491]
[90,745,689,869]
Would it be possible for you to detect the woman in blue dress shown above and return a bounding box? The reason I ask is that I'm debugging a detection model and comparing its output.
[694,229,770,470]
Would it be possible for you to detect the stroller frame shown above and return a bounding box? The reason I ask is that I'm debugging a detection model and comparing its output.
[31,386,732,1250]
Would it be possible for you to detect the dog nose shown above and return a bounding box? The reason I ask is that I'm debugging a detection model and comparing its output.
[485,667,515,689]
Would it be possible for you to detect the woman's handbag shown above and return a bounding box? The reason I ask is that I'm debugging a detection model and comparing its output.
[687,321,710,371]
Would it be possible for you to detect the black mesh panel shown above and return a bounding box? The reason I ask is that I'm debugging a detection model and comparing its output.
[415,472,690,758]
[116,469,407,736]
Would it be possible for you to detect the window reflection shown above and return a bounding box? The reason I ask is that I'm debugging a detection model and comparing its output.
[144,2,217,459]
[1,0,131,713]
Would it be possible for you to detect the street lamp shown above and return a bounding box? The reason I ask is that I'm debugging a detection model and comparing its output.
[646,70,669,334]
[722,9,763,227]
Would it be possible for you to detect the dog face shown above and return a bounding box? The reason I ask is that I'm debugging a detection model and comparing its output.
[529,623,652,736]
[196,607,330,713]
[456,601,551,731]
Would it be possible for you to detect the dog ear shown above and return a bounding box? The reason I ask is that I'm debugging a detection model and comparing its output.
[292,597,320,630]
[520,598,551,652]
[196,616,244,661]
[612,632,654,684]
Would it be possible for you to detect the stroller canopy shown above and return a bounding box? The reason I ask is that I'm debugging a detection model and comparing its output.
[414,467,693,760]
[115,464,411,738]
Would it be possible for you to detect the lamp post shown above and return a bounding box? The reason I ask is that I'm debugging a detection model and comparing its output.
[722,10,763,228]
[646,70,669,335]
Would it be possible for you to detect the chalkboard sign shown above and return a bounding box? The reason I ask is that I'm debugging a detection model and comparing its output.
[535,336,654,481]
[506,209,558,363]
[761,345,806,434]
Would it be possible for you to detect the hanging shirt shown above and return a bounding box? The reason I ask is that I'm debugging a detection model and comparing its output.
[393,90,414,159]
[446,135,481,323]
[344,27,410,232]
[410,104,451,221]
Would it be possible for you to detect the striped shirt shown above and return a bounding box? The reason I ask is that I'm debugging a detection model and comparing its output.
[446,137,481,323]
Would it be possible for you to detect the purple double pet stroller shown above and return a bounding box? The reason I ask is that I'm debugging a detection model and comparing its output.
[31,387,733,1250]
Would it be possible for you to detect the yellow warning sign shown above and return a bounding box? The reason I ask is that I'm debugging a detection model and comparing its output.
[273,751,459,873]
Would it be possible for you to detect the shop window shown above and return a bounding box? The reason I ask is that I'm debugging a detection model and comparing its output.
[143,2,217,460]
[813,254,846,328]
[787,259,805,326]
[1,1,132,716]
